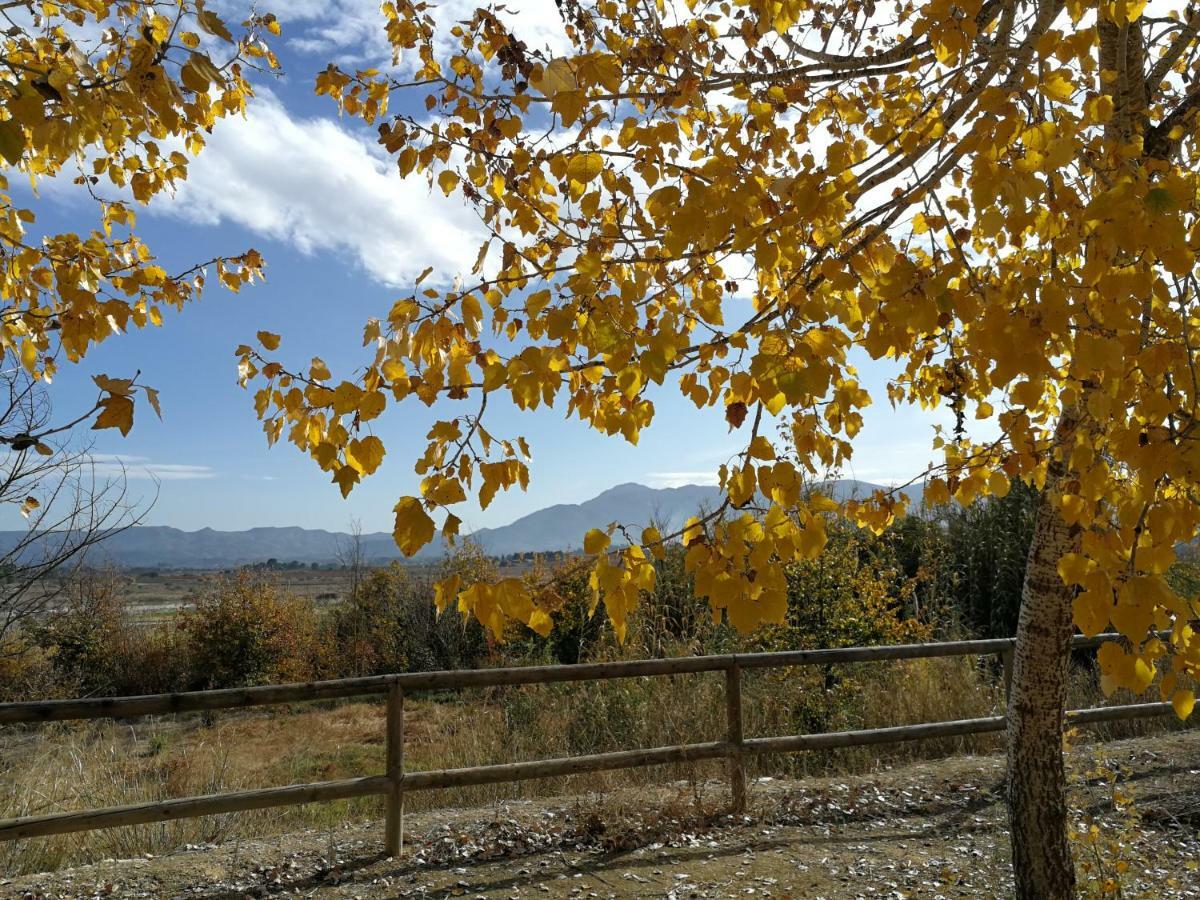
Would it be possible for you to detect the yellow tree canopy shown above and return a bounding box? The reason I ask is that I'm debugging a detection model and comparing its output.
[1,1,272,442]
[241,0,1200,711]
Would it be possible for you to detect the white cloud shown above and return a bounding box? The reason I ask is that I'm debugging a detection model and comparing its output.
[646,471,719,488]
[150,90,486,288]
[90,455,215,481]
[249,0,569,67]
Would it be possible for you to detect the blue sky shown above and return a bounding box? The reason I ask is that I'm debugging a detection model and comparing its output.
[6,1,953,534]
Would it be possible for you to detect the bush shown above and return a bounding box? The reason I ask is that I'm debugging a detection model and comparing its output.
[0,631,57,701]
[324,546,491,677]
[176,574,322,689]
[28,570,186,697]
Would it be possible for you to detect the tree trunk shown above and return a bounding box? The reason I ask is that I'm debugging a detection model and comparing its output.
[1006,411,1082,899]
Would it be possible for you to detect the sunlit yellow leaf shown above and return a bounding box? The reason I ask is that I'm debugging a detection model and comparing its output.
[584,528,610,555]
[393,496,435,557]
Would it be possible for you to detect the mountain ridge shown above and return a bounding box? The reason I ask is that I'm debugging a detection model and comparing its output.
[0,479,921,569]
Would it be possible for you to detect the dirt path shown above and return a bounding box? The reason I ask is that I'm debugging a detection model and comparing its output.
[5,732,1200,899]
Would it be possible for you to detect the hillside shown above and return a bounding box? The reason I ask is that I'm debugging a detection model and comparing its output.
[0,479,921,569]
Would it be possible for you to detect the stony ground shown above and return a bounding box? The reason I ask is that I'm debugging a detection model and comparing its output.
[5,731,1200,899]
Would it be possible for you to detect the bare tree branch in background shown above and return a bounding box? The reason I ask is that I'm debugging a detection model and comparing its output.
[0,358,150,653]
[335,517,367,604]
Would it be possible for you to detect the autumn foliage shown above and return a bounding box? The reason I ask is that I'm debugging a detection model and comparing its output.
[0,2,272,443]
[234,0,1200,724]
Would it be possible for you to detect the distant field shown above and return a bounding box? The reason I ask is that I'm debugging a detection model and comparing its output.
[111,569,357,619]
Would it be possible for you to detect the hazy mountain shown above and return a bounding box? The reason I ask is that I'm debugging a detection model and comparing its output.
[0,479,921,569]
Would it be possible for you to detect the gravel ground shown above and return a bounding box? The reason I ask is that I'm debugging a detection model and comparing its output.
[4,731,1199,899]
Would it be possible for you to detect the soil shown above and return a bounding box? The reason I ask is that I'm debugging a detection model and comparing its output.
[4,731,1200,899]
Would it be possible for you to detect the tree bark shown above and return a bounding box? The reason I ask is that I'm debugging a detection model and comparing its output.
[1007,409,1082,899]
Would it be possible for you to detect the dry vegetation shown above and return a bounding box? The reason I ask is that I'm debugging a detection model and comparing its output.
[1,654,1186,878]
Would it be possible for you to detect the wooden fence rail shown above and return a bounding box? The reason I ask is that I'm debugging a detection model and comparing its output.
[0,632,1177,854]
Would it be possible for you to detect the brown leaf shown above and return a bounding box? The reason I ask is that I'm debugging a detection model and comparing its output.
[725,401,748,430]
[93,395,135,436]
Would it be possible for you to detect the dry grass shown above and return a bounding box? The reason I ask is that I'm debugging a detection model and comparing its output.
[0,655,1190,878]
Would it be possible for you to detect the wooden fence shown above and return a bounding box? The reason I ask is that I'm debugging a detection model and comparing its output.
[0,632,1177,856]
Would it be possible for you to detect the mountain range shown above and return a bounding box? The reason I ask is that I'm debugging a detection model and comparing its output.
[0,480,922,570]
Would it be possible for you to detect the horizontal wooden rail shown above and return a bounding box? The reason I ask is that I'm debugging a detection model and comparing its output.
[0,632,1180,850]
[746,715,1007,754]
[400,740,734,792]
[0,776,391,841]
[0,632,1160,726]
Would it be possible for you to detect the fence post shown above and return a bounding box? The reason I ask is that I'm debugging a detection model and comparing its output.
[725,661,746,815]
[384,681,405,857]
[1000,648,1014,704]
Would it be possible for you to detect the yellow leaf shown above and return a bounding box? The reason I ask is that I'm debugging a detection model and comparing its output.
[346,435,385,475]
[987,470,1010,498]
[924,478,951,507]
[438,170,459,196]
[1057,552,1091,586]
[197,9,233,41]
[1172,689,1195,721]
[332,464,360,498]
[0,121,25,166]
[747,435,775,460]
[584,528,610,555]
[531,58,577,97]
[528,607,554,637]
[181,54,218,92]
[566,153,603,184]
[257,330,281,351]
[1039,69,1075,103]
[1084,94,1114,124]
[19,340,37,374]
[642,525,664,560]
[434,574,461,613]
[392,496,435,557]
[1131,657,1155,693]
[1072,589,1110,638]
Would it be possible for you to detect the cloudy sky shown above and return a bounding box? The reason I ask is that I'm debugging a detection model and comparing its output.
[10,1,955,534]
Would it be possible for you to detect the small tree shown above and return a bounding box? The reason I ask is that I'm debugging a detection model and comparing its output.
[326,565,412,676]
[0,366,145,650]
[336,518,368,602]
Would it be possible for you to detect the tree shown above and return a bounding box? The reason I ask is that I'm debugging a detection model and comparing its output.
[0,2,271,440]
[241,2,1200,895]
[0,364,144,649]
[336,516,368,602]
